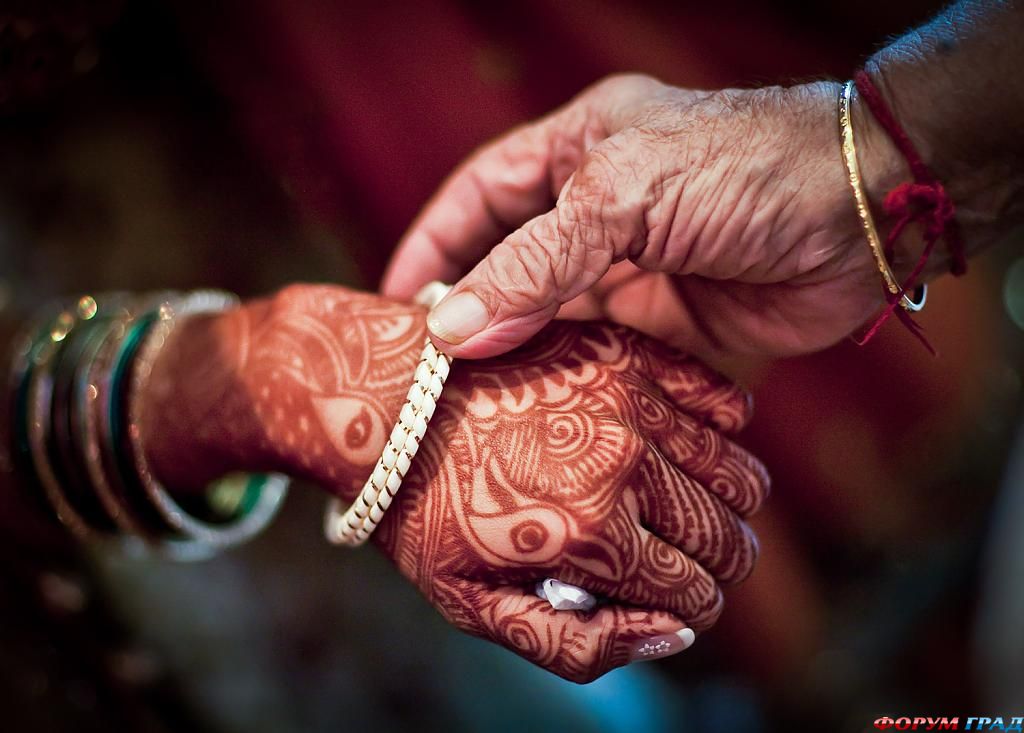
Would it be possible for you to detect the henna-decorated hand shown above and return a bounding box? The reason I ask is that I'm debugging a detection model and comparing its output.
[142,285,769,683]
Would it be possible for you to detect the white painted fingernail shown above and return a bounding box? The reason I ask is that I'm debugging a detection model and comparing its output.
[427,291,490,345]
[629,629,694,662]
[676,628,696,649]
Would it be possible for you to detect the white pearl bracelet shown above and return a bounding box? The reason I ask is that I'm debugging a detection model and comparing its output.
[323,282,454,547]
[322,283,599,612]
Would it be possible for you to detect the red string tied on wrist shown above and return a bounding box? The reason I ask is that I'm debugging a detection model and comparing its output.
[852,70,967,353]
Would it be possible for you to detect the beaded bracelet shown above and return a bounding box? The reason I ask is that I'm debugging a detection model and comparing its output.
[323,281,454,547]
[319,283,601,611]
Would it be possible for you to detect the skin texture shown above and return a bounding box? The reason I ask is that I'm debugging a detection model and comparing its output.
[141,284,769,683]
[382,1,1024,364]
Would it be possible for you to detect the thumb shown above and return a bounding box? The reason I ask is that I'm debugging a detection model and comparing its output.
[426,151,642,359]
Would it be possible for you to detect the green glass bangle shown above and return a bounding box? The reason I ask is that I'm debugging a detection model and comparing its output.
[84,305,218,561]
[8,304,66,473]
[74,308,158,535]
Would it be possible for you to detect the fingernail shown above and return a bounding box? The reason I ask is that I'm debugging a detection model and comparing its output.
[427,291,491,345]
[629,629,696,662]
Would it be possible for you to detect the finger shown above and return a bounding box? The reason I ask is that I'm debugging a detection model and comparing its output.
[597,271,736,369]
[459,581,694,684]
[556,260,648,321]
[426,141,652,359]
[636,448,759,585]
[650,408,771,519]
[642,337,754,433]
[382,121,561,299]
[551,512,725,632]
[629,533,725,631]
[609,373,768,518]
[555,291,604,321]
[382,73,666,301]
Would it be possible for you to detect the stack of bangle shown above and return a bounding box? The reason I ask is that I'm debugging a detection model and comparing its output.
[5,290,288,560]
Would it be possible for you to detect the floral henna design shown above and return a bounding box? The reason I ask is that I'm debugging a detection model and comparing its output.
[140,285,770,683]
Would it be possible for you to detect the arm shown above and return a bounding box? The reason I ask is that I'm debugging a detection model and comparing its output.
[861,0,1024,279]
[383,0,1024,362]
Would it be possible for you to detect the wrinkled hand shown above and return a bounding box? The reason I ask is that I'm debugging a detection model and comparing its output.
[143,285,769,682]
[383,74,893,362]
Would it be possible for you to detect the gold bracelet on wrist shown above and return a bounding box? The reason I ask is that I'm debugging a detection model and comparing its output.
[838,79,926,312]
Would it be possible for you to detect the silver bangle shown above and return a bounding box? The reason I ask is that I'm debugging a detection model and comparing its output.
[124,291,289,550]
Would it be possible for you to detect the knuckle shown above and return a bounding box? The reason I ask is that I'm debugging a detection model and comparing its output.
[481,236,560,309]
[433,596,463,628]
[702,388,750,434]
[593,72,662,98]
[592,416,646,469]
[486,200,612,307]
[688,584,725,631]
[570,148,621,205]
[569,634,612,683]
[746,455,771,515]
[268,283,338,321]
[566,144,651,261]
[720,520,760,586]
[567,663,608,685]
[270,282,309,312]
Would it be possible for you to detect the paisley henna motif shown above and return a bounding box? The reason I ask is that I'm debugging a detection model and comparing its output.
[140,284,770,683]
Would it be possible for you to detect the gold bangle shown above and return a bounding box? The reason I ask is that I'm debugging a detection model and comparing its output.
[838,79,926,312]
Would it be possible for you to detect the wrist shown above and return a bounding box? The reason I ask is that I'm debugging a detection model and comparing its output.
[232,285,429,502]
[780,80,886,298]
[844,76,941,284]
[139,307,268,494]
[863,2,1024,271]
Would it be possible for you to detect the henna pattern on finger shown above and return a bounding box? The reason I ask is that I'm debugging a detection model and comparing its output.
[648,407,771,518]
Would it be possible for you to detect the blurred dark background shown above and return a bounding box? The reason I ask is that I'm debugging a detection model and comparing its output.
[0,1,1022,731]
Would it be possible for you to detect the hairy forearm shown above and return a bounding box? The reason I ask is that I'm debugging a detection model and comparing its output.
[863,0,1024,272]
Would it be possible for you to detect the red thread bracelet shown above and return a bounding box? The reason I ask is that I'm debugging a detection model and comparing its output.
[852,70,967,351]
